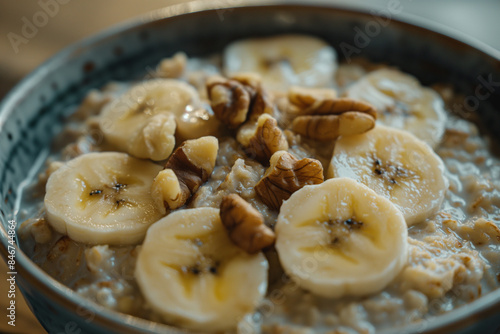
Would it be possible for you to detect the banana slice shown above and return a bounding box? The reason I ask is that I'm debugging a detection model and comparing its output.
[44,152,164,245]
[275,178,408,298]
[99,79,219,160]
[135,207,268,332]
[328,125,448,226]
[345,68,447,148]
[223,34,337,91]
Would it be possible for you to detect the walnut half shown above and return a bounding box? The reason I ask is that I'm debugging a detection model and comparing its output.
[288,86,338,110]
[291,96,377,141]
[207,78,251,128]
[292,112,375,141]
[151,136,218,211]
[255,151,324,210]
[237,114,288,165]
[220,193,276,254]
[207,75,273,129]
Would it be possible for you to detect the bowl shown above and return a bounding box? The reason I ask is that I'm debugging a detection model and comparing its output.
[1,1,500,333]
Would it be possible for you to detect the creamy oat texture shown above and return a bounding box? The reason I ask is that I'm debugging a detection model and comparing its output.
[18,38,500,334]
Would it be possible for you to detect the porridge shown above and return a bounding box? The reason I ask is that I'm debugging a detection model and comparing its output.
[18,34,500,334]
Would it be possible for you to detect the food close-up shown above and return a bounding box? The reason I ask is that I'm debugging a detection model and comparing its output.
[10,31,499,334]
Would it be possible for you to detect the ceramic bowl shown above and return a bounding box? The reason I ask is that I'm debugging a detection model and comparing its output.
[1,1,499,333]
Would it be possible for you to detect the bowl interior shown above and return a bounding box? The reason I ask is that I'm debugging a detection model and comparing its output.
[1,2,500,334]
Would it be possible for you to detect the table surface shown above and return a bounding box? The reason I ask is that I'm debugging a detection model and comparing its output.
[1,0,499,333]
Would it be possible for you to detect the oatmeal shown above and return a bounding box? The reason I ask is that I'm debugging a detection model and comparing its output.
[18,34,500,334]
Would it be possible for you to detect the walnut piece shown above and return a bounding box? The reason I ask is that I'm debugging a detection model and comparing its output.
[151,136,218,211]
[230,73,274,121]
[30,218,53,244]
[156,52,187,79]
[220,193,276,254]
[237,114,288,164]
[128,113,177,161]
[207,76,273,128]
[292,111,375,141]
[299,97,377,118]
[207,77,252,128]
[288,86,338,110]
[290,96,377,141]
[255,151,324,210]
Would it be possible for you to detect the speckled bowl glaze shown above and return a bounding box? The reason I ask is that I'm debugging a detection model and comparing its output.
[1,1,499,333]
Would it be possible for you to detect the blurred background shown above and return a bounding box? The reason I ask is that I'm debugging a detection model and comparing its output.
[0,0,499,101]
[0,0,499,333]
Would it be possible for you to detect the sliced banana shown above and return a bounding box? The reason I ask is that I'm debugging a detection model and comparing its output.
[223,34,337,91]
[99,79,219,160]
[135,207,268,332]
[329,125,448,226]
[275,178,408,298]
[44,152,164,245]
[345,68,447,148]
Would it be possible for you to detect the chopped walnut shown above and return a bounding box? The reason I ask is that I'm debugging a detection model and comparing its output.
[298,97,377,118]
[207,77,252,128]
[220,193,275,254]
[443,217,500,246]
[292,111,376,141]
[237,114,288,164]
[151,136,218,211]
[288,86,337,110]
[156,52,187,78]
[255,151,324,210]
[30,218,53,244]
[207,75,274,128]
[230,72,274,120]
[37,160,64,187]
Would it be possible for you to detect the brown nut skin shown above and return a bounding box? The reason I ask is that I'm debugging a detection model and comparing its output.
[207,79,251,128]
[301,97,377,118]
[292,111,376,141]
[288,86,338,109]
[156,52,187,78]
[164,147,207,205]
[220,194,276,254]
[255,151,324,210]
[237,114,288,165]
[249,89,274,120]
[153,136,218,210]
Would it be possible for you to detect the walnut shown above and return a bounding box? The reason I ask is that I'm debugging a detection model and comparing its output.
[207,77,252,128]
[255,151,324,210]
[156,52,187,78]
[237,114,288,164]
[289,96,377,141]
[151,136,218,211]
[220,193,276,254]
[288,86,338,110]
[298,97,377,118]
[230,73,275,121]
[292,111,376,141]
[207,75,274,128]
[30,218,52,244]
